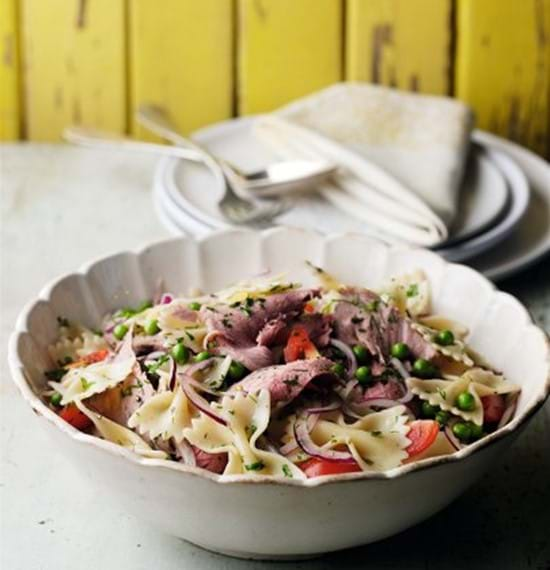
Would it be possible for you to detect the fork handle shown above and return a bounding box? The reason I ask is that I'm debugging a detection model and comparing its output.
[63,126,205,162]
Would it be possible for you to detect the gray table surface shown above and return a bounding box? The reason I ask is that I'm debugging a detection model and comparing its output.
[1,144,549,570]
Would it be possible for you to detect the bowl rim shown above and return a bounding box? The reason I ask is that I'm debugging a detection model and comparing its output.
[8,227,550,488]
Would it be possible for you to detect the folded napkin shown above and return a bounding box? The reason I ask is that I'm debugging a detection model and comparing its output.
[254,82,474,246]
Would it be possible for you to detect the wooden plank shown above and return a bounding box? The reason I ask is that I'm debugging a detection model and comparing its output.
[0,0,20,140]
[129,0,233,139]
[456,0,550,158]
[21,0,126,141]
[346,0,452,95]
[238,0,343,114]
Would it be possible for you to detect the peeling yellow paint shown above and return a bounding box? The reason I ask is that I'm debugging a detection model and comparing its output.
[0,0,20,140]
[456,0,550,157]
[238,0,343,114]
[21,0,126,141]
[346,0,452,95]
[129,0,233,139]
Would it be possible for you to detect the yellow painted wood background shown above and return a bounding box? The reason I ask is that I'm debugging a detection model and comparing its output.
[0,0,20,139]
[129,0,233,139]
[237,0,343,114]
[455,0,550,158]
[346,0,453,95]
[1,0,549,158]
[21,0,126,140]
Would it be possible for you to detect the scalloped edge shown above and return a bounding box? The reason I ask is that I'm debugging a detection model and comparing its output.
[8,228,550,488]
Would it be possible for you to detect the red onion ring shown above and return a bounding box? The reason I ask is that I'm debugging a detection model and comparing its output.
[294,414,356,463]
[160,293,174,305]
[180,370,227,426]
[306,401,341,414]
[280,413,319,456]
[173,438,197,466]
[497,394,518,429]
[330,339,357,378]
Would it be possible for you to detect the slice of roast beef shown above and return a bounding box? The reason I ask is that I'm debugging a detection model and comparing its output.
[191,446,228,474]
[229,356,335,411]
[200,288,318,370]
[333,288,436,363]
[256,313,332,348]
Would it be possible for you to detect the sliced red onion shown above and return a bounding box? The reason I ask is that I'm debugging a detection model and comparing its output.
[160,293,174,305]
[342,404,365,420]
[173,438,197,466]
[360,397,404,409]
[330,339,357,377]
[180,372,227,426]
[142,350,166,362]
[306,401,341,414]
[294,414,356,463]
[390,357,410,381]
[167,356,176,391]
[258,435,279,455]
[497,394,518,429]
[280,413,319,456]
[342,379,359,400]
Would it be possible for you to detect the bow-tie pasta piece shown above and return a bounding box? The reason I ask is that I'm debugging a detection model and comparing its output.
[311,406,410,471]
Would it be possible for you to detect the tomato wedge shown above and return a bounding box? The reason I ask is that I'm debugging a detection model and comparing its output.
[66,349,109,369]
[59,404,93,431]
[283,325,319,362]
[299,457,362,478]
[406,420,439,457]
[481,394,505,424]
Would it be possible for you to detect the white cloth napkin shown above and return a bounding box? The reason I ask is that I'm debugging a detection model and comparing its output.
[254,82,474,246]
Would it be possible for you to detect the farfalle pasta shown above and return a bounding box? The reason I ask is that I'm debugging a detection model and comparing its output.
[42,267,520,479]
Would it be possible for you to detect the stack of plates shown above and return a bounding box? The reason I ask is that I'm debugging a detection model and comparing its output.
[153,117,550,281]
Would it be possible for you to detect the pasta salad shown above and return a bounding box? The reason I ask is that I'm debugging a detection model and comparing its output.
[43,268,520,479]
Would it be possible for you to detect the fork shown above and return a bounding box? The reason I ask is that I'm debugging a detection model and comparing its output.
[136,105,289,225]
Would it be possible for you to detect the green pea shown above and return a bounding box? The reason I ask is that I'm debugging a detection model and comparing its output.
[171,342,189,365]
[113,323,129,341]
[188,301,202,311]
[468,422,484,440]
[391,342,410,360]
[412,358,435,377]
[435,410,450,426]
[115,308,135,319]
[352,344,369,364]
[355,366,372,385]
[136,300,153,313]
[228,361,247,382]
[50,392,63,407]
[330,362,346,378]
[145,319,160,336]
[435,329,455,346]
[194,351,212,363]
[456,391,476,411]
[452,422,472,442]
[421,401,439,418]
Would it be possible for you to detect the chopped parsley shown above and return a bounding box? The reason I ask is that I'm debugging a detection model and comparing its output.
[121,381,144,397]
[222,317,233,328]
[244,461,265,471]
[351,316,364,324]
[56,316,70,328]
[436,387,447,400]
[246,423,257,437]
[80,377,94,391]
[283,376,299,387]
[45,368,67,382]
[365,300,379,312]
[406,283,419,298]
[282,464,293,478]
[145,354,169,375]
[184,331,195,341]
[370,430,383,438]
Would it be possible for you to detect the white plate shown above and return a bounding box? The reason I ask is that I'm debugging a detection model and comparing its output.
[153,119,550,280]
[157,117,510,243]
[435,144,530,262]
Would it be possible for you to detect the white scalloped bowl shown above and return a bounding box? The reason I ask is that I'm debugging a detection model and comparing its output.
[9,228,550,560]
